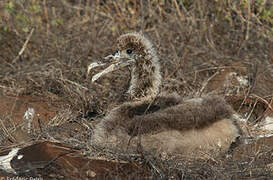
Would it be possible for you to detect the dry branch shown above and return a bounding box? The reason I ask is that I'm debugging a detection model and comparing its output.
[12,28,35,63]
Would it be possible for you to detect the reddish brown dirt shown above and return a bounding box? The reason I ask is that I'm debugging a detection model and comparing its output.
[0,95,59,125]
[0,95,63,145]
[206,61,248,94]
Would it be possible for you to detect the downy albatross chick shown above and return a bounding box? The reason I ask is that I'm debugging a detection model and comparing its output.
[88,32,240,156]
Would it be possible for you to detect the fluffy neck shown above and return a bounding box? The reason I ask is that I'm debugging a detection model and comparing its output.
[127,49,161,100]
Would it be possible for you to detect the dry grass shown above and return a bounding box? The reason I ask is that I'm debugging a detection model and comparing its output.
[0,0,273,178]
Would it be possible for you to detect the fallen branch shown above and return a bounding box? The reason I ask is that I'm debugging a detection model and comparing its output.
[12,28,35,63]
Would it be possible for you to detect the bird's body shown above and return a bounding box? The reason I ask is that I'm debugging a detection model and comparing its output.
[88,32,240,156]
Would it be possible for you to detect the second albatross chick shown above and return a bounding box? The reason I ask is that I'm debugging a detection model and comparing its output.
[88,32,240,156]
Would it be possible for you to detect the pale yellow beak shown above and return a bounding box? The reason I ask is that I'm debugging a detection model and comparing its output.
[87,51,135,82]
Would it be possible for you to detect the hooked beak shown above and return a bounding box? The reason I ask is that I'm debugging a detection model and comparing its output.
[87,51,135,82]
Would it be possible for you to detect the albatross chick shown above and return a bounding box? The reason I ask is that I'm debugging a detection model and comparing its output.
[88,32,240,157]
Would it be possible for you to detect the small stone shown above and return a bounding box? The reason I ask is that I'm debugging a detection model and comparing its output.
[267,163,273,171]
[49,173,56,178]
[86,170,96,177]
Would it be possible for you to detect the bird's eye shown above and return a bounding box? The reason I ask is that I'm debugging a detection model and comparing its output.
[126,49,133,54]
[112,51,118,56]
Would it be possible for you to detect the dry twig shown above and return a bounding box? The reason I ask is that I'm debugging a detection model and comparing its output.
[12,28,35,63]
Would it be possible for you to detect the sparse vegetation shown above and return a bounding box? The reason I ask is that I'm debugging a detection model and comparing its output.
[0,0,273,179]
